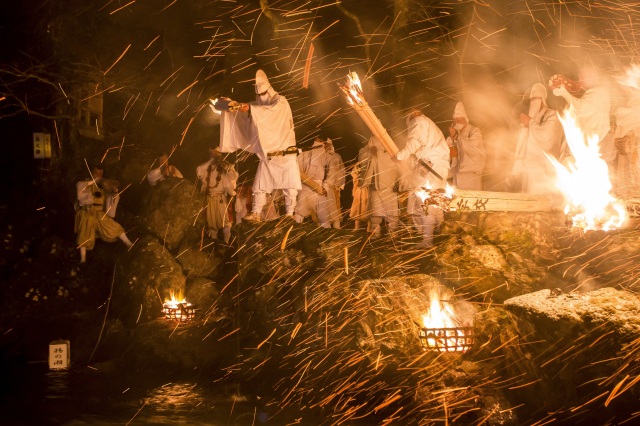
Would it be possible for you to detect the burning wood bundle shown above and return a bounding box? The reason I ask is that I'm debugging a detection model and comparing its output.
[339,72,398,156]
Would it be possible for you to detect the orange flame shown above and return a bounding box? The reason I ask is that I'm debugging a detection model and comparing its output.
[164,289,190,308]
[548,110,626,231]
[339,72,364,106]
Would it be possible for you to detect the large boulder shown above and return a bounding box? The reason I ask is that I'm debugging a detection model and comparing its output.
[485,288,640,423]
[140,177,205,251]
[112,235,187,325]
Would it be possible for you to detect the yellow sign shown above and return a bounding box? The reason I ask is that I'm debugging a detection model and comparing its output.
[49,340,70,370]
[33,133,52,159]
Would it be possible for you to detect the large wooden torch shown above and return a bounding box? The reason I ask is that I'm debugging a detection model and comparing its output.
[339,72,399,156]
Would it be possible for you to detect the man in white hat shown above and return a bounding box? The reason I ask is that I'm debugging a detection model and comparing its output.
[396,110,450,248]
[511,83,564,194]
[446,101,485,190]
[294,137,332,227]
[360,135,401,238]
[196,147,238,243]
[218,69,302,221]
[324,139,346,229]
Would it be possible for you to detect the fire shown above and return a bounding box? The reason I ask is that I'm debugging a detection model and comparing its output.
[422,287,458,330]
[548,110,626,231]
[420,285,472,353]
[414,184,455,213]
[163,289,196,322]
[339,71,364,106]
[164,289,188,307]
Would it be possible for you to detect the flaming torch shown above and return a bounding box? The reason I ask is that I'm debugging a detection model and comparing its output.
[339,72,399,156]
[548,110,626,231]
[162,290,196,323]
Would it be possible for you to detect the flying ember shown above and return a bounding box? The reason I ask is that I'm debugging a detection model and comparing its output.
[548,110,626,231]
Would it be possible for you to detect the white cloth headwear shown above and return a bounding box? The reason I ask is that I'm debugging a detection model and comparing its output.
[326,138,335,153]
[529,83,547,103]
[453,102,468,120]
[256,70,277,95]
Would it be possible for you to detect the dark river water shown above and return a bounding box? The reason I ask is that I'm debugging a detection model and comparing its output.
[0,363,306,426]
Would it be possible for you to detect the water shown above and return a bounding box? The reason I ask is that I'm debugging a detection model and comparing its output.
[0,364,279,426]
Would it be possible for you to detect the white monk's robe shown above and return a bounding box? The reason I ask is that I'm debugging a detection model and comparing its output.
[512,107,564,194]
[613,93,640,197]
[196,159,238,231]
[324,152,346,222]
[447,124,485,190]
[397,115,450,192]
[557,85,613,162]
[220,94,302,193]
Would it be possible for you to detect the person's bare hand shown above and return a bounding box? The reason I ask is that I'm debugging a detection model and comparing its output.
[448,126,457,139]
[240,103,250,113]
[519,113,531,127]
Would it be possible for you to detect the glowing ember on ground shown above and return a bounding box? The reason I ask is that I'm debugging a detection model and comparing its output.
[548,110,626,231]
[163,290,196,322]
[419,285,473,353]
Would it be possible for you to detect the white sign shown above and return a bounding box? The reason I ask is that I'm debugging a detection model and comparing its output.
[33,133,52,159]
[49,340,70,370]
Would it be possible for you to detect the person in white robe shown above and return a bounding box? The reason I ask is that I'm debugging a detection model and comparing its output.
[360,135,401,238]
[294,138,331,227]
[196,148,238,243]
[446,102,485,190]
[552,67,614,167]
[219,69,301,222]
[396,110,450,248]
[324,139,346,229]
[511,83,564,194]
[612,85,640,197]
[147,153,183,186]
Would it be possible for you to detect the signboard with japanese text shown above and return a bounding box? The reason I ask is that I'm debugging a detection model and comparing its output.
[49,340,70,370]
[33,133,52,159]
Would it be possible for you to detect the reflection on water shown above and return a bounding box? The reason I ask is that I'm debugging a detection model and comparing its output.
[1,365,276,426]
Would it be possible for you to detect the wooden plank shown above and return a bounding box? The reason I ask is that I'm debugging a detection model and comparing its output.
[449,190,556,212]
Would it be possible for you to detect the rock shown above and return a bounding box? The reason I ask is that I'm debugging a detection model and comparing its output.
[186,276,219,317]
[112,235,187,325]
[141,178,205,251]
[504,287,640,339]
[473,288,640,422]
[175,240,222,278]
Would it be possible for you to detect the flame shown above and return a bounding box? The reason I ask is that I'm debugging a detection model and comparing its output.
[339,72,364,107]
[422,287,458,329]
[164,289,190,308]
[414,183,454,205]
[548,110,626,231]
[420,286,470,353]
